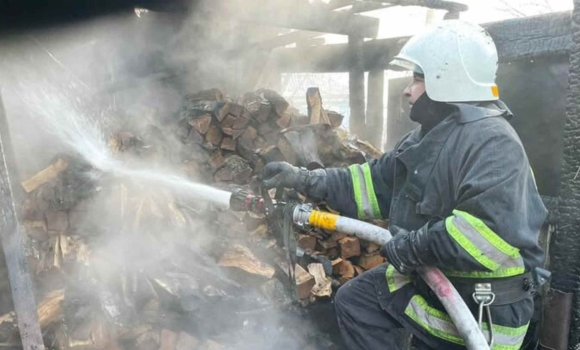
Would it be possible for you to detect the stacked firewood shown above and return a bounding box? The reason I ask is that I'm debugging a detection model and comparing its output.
[0,87,386,349]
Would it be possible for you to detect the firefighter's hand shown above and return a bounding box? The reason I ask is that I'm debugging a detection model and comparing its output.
[262,162,301,189]
[380,225,430,275]
[381,231,416,275]
[262,162,328,201]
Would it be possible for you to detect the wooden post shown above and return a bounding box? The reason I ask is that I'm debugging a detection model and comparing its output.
[0,91,45,350]
[349,34,366,137]
[365,69,384,149]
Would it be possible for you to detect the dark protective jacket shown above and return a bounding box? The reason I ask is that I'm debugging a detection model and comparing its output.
[325,101,547,349]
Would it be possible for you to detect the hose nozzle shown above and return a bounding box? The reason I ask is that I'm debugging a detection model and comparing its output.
[229,188,265,214]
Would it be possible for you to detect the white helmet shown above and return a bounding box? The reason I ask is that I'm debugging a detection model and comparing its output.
[390,20,499,102]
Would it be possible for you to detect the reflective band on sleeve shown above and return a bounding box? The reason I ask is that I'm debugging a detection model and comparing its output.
[348,164,382,220]
[385,264,411,292]
[444,210,525,277]
[404,295,529,349]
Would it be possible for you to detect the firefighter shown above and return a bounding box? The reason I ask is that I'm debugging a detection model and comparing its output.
[262,20,547,349]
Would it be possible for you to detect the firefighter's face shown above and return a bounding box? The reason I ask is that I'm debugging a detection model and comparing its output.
[403,74,425,105]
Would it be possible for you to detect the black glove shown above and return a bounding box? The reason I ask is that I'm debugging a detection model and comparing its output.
[380,225,434,275]
[262,162,327,201]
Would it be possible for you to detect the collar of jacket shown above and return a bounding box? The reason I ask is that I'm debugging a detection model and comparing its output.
[395,99,513,159]
[449,100,514,124]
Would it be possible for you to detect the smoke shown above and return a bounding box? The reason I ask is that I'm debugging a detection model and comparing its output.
[0,2,335,349]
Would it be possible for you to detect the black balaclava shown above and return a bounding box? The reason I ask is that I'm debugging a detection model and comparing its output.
[409,78,455,136]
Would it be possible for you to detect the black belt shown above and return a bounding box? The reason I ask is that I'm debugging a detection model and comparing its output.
[413,272,534,307]
[448,273,534,305]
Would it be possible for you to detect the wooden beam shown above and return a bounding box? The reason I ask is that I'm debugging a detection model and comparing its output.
[0,91,44,349]
[365,69,385,148]
[326,0,467,13]
[274,11,573,73]
[351,2,394,13]
[379,0,468,13]
[234,0,380,38]
[273,36,403,73]
[349,34,366,136]
[254,31,324,50]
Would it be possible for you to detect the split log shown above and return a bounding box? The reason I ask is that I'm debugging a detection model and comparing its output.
[206,126,224,146]
[186,88,223,102]
[330,232,347,242]
[363,241,381,254]
[24,220,48,241]
[281,127,324,169]
[160,329,177,350]
[282,126,324,170]
[46,211,68,234]
[256,103,272,123]
[257,146,285,163]
[228,104,245,118]
[220,136,236,152]
[259,89,289,118]
[216,103,230,122]
[21,158,68,193]
[355,139,382,159]
[184,101,219,115]
[254,137,269,150]
[209,150,226,170]
[317,239,337,251]
[277,137,298,165]
[295,264,315,300]
[306,88,331,125]
[221,115,236,129]
[183,128,204,145]
[218,244,276,278]
[336,137,366,164]
[199,340,224,350]
[213,156,252,184]
[257,122,274,136]
[297,234,317,252]
[134,329,160,350]
[339,236,360,260]
[354,265,365,276]
[188,114,212,134]
[176,332,199,350]
[38,289,65,329]
[276,111,293,129]
[333,259,355,279]
[242,127,258,141]
[358,252,385,270]
[327,111,344,128]
[308,263,332,298]
[233,114,251,129]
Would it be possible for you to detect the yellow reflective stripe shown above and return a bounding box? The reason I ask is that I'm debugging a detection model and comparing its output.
[386,264,411,292]
[349,165,365,219]
[445,216,500,271]
[348,164,381,220]
[405,295,464,344]
[443,267,525,278]
[445,210,525,278]
[361,163,382,219]
[405,295,529,349]
[453,210,520,258]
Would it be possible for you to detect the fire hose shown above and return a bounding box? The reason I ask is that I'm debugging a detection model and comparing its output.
[229,188,491,350]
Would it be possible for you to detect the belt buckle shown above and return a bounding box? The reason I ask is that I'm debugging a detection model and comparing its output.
[473,283,495,347]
